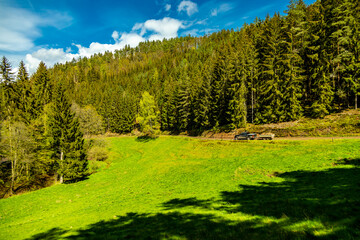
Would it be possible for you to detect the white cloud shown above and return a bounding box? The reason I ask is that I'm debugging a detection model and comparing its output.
[112,31,120,42]
[143,17,184,40]
[24,32,146,73]
[211,3,233,17]
[24,17,184,73]
[165,4,171,11]
[25,48,79,73]
[0,6,72,53]
[178,0,198,16]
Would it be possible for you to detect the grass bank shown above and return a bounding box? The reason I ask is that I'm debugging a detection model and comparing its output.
[201,109,360,138]
[0,136,359,239]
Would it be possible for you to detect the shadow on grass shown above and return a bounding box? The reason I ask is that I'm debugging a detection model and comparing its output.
[135,135,158,143]
[27,159,360,239]
[27,212,307,240]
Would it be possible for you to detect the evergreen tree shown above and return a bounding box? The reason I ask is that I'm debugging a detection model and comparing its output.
[305,2,333,117]
[32,62,52,119]
[48,83,87,183]
[15,61,32,124]
[330,0,358,108]
[229,52,247,128]
[194,64,211,130]
[256,14,285,123]
[281,0,306,121]
[0,56,15,121]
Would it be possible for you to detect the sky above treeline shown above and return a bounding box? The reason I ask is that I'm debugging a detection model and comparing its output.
[1,0,316,73]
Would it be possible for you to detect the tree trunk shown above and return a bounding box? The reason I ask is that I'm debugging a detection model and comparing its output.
[9,123,14,196]
[355,94,358,110]
[60,151,64,184]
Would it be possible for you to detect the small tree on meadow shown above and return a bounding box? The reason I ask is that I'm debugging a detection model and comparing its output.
[136,91,160,137]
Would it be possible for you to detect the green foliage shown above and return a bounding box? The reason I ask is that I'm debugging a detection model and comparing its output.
[1,121,36,195]
[71,103,104,135]
[1,137,359,239]
[136,91,160,137]
[2,0,360,196]
[0,56,15,121]
[48,83,87,183]
[32,62,52,119]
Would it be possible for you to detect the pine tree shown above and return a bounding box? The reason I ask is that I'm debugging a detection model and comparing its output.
[48,83,87,183]
[176,61,191,131]
[305,2,333,117]
[281,0,306,121]
[330,0,358,108]
[15,61,33,124]
[256,14,285,123]
[194,64,211,130]
[229,52,247,128]
[32,62,52,119]
[0,56,15,121]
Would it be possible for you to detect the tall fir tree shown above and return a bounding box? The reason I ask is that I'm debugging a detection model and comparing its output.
[0,56,15,121]
[48,83,87,183]
[15,61,33,124]
[281,0,306,121]
[256,14,285,123]
[330,0,359,108]
[305,2,334,117]
[32,62,52,119]
[229,51,247,128]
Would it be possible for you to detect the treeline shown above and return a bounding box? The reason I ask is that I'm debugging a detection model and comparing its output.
[1,0,360,195]
[47,0,359,132]
[0,60,92,197]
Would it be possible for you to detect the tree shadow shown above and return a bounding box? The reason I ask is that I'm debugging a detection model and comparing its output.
[27,212,309,240]
[27,228,67,240]
[162,197,214,210]
[27,159,360,239]
[218,160,360,238]
[135,135,158,142]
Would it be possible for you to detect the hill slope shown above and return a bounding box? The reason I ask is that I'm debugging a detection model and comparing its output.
[0,137,359,239]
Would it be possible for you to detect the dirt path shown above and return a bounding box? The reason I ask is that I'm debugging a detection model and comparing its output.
[167,135,360,141]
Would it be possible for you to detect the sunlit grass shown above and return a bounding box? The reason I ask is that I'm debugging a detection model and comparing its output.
[0,136,359,239]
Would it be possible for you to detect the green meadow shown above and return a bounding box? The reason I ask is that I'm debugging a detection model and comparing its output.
[0,137,359,239]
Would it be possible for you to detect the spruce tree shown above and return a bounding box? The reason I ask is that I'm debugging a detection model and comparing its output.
[194,64,211,130]
[229,52,247,128]
[305,2,333,117]
[48,83,87,183]
[331,0,358,108]
[281,0,306,121]
[256,14,284,123]
[32,62,52,119]
[0,56,15,121]
[15,61,32,124]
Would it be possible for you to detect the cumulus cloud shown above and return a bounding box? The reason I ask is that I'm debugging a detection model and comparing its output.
[25,32,146,73]
[178,0,198,16]
[0,6,72,53]
[25,48,79,73]
[143,17,184,40]
[24,17,185,73]
[211,3,233,17]
[165,4,171,11]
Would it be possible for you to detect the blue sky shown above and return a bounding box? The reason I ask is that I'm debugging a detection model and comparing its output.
[0,0,316,73]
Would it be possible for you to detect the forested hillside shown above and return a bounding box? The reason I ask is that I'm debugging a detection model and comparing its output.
[0,0,359,196]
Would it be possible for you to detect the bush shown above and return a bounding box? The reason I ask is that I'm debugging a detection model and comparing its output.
[87,146,109,162]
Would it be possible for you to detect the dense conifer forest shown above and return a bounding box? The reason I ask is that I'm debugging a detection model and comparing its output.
[0,0,359,196]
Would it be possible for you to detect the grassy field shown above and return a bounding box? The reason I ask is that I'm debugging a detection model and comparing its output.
[0,136,359,239]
